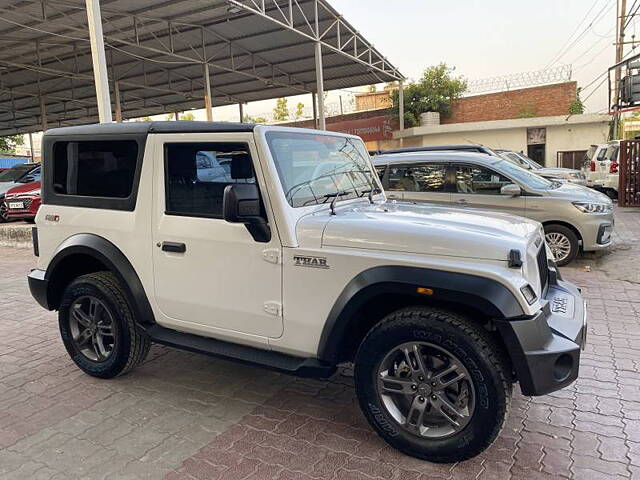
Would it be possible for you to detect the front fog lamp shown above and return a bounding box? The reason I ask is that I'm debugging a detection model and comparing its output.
[520,284,537,305]
[572,201,612,214]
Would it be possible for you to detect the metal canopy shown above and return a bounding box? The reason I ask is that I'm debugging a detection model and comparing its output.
[0,0,403,136]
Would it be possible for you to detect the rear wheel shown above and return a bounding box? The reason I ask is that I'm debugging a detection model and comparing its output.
[544,224,579,266]
[59,272,150,378]
[354,306,511,463]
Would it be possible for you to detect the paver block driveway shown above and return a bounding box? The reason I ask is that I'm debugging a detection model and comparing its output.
[1,208,640,479]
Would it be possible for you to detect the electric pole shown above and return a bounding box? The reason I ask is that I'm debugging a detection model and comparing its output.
[614,0,628,137]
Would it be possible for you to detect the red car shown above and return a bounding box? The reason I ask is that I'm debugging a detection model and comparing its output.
[4,180,41,222]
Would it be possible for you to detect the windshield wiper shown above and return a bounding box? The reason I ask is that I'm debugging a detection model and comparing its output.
[327,191,349,215]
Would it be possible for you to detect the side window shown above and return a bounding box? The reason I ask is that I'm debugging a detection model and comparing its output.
[597,148,607,161]
[51,140,138,198]
[387,164,447,192]
[165,143,255,218]
[455,165,512,195]
[387,166,415,191]
[409,164,447,192]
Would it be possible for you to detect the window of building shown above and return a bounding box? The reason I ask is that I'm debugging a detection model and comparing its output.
[165,143,255,218]
[455,165,512,194]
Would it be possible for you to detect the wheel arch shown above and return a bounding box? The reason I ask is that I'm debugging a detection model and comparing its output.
[44,233,155,326]
[317,266,525,365]
[542,220,583,244]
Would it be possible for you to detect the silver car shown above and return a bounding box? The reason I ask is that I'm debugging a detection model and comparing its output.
[373,151,614,265]
[496,150,588,186]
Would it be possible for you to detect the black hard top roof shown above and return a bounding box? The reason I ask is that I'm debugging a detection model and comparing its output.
[44,121,255,137]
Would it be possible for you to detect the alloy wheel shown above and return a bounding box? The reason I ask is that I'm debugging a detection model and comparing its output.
[545,232,572,263]
[376,341,475,439]
[68,296,116,362]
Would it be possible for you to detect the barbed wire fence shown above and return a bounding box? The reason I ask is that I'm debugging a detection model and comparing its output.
[248,66,573,122]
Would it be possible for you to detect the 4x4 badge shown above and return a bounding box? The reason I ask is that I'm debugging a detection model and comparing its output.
[293,255,329,269]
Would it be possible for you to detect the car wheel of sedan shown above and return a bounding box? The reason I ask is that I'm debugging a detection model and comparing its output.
[544,224,579,266]
[0,201,8,223]
[354,306,511,463]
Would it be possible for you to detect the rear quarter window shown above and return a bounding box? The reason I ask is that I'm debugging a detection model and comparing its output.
[42,136,145,211]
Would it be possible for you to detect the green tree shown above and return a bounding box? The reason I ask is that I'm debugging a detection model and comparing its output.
[0,135,25,153]
[568,87,585,115]
[294,102,305,119]
[273,98,289,121]
[181,112,195,121]
[391,63,467,127]
[242,115,267,124]
[165,113,175,121]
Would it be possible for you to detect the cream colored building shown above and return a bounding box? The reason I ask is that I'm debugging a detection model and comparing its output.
[392,113,611,167]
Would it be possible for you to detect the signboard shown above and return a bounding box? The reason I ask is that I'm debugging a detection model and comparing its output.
[326,115,397,142]
[527,127,546,145]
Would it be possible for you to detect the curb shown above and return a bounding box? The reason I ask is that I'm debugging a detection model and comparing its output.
[0,224,33,249]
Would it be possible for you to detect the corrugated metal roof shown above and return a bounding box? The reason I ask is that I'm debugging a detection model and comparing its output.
[0,0,403,136]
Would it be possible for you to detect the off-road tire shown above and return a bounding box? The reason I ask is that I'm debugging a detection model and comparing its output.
[544,223,579,266]
[354,306,511,463]
[59,271,151,378]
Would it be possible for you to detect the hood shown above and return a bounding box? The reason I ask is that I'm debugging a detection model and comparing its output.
[5,180,41,197]
[544,182,611,202]
[0,181,17,196]
[538,167,581,177]
[314,201,541,262]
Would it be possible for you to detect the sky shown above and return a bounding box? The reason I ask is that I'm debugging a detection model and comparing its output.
[14,0,630,146]
[223,0,624,121]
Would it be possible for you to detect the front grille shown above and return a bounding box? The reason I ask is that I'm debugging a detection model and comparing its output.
[537,246,549,293]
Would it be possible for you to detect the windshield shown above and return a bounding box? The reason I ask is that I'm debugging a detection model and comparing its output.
[0,164,34,182]
[266,131,378,208]
[494,159,556,189]
[515,153,543,169]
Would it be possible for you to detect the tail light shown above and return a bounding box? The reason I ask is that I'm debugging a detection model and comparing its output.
[610,161,618,174]
[590,160,596,172]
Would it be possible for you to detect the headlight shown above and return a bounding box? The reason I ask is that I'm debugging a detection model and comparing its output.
[572,201,612,214]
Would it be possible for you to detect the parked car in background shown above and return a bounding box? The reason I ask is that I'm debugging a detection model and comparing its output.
[496,150,587,186]
[373,151,614,265]
[4,179,41,222]
[0,163,40,222]
[383,144,500,156]
[584,141,619,199]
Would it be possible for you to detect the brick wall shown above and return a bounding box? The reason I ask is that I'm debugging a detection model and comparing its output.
[443,82,578,124]
[355,91,393,111]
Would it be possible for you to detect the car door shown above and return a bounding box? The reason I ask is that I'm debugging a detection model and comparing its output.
[151,134,283,340]
[385,163,450,205]
[450,164,525,216]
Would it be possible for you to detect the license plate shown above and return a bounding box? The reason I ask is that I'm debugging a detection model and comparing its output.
[8,202,24,210]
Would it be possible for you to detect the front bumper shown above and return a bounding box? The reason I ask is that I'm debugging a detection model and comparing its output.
[496,278,586,396]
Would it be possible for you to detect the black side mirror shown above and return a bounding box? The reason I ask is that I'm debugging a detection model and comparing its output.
[223,184,271,242]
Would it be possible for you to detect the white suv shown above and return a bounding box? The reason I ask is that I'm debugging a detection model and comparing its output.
[585,141,619,198]
[28,122,587,463]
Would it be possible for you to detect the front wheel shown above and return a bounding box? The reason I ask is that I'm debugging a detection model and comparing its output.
[59,272,150,378]
[544,224,579,266]
[354,306,511,463]
[0,201,8,223]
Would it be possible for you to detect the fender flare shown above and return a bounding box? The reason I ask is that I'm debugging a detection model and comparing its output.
[317,266,525,364]
[44,233,155,326]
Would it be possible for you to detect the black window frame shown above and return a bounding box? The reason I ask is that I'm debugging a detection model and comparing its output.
[42,134,146,212]
[163,141,258,220]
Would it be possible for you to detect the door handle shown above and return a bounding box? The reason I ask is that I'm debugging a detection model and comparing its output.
[161,241,186,253]
[456,199,468,205]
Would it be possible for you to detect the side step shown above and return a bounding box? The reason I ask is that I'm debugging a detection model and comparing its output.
[145,325,336,378]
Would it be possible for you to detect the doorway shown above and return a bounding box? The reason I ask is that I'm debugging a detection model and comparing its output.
[527,144,545,165]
